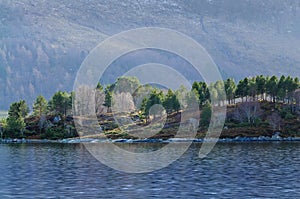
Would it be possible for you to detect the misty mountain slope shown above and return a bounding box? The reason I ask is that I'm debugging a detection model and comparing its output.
[0,0,300,109]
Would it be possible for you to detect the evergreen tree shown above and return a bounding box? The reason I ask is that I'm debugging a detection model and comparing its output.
[163,89,174,114]
[33,95,48,117]
[242,77,250,101]
[266,75,278,103]
[140,89,164,122]
[248,77,258,101]
[235,79,244,101]
[163,89,181,114]
[103,85,113,113]
[213,80,226,105]
[6,100,29,138]
[139,97,148,121]
[8,100,29,118]
[6,116,26,138]
[224,78,236,104]
[48,91,71,116]
[96,82,103,91]
[277,75,287,102]
[255,75,267,100]
[236,78,249,101]
[192,82,209,107]
[199,102,212,128]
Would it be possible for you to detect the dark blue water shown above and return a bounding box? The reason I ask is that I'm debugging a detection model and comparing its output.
[0,142,299,198]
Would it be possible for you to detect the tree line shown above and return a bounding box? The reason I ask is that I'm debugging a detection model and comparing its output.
[192,75,299,106]
[1,75,299,138]
[0,91,73,138]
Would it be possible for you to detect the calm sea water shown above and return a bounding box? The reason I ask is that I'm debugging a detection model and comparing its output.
[0,142,299,198]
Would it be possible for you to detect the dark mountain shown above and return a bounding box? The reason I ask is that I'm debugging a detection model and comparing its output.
[1,0,300,109]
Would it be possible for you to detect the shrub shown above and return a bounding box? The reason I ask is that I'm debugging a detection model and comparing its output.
[280,108,295,120]
[41,128,62,140]
[284,112,295,120]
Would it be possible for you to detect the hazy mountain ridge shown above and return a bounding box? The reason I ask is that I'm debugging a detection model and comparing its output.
[1,0,300,109]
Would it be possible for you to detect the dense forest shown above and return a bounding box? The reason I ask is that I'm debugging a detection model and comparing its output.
[0,74,300,140]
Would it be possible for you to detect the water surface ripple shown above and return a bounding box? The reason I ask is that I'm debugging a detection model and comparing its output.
[0,142,299,198]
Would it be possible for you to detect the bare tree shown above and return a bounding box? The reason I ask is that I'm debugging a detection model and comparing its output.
[112,92,135,114]
[267,112,282,132]
[74,85,95,116]
[235,102,263,125]
[233,108,243,122]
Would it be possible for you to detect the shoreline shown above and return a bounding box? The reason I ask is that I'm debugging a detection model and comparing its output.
[2,135,300,144]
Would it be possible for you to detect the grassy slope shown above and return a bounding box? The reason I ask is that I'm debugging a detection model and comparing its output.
[23,101,300,140]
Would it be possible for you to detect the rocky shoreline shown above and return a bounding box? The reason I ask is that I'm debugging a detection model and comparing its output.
[59,135,300,143]
[2,134,300,144]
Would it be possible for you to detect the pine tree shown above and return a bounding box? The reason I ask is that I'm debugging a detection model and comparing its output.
[266,76,278,103]
[103,86,113,113]
[224,78,236,104]
[48,91,71,116]
[255,75,267,100]
[199,102,212,129]
[33,95,48,117]
[6,100,29,138]
[163,89,181,114]
[8,100,29,118]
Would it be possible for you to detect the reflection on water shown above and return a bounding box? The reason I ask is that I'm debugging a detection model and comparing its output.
[0,142,299,198]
